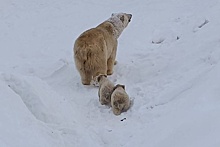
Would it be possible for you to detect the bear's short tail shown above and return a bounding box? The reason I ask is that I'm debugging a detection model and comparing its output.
[75,46,95,71]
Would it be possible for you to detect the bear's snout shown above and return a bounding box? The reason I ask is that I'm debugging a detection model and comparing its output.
[127,14,132,22]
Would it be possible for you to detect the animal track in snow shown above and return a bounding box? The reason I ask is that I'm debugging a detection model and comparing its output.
[198,19,209,29]
[2,73,62,124]
[193,19,209,32]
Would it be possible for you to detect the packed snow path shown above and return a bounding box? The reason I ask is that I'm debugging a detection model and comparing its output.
[1,0,220,147]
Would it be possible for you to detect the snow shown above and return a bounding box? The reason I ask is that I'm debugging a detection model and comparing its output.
[1,0,220,147]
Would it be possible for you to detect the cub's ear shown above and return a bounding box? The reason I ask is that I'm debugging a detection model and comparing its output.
[97,74,107,82]
[116,84,125,90]
[97,75,101,82]
[120,15,124,22]
[121,85,125,90]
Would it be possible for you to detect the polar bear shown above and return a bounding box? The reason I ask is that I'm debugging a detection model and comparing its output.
[111,84,130,115]
[97,74,114,106]
[74,13,132,85]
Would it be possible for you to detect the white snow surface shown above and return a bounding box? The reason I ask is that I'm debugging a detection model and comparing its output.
[1,0,220,147]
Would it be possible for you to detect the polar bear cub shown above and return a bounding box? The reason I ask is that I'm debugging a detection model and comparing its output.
[74,13,132,85]
[97,74,114,106]
[111,84,130,115]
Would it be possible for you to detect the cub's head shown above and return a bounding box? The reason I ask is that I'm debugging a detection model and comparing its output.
[113,84,125,92]
[111,13,132,28]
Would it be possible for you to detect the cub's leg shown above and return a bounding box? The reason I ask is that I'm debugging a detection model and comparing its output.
[123,101,131,112]
[112,108,121,115]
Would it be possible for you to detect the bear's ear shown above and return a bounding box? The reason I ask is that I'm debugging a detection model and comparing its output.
[120,15,124,22]
[121,85,125,90]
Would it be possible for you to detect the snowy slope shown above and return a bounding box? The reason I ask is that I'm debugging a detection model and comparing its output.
[1,0,220,147]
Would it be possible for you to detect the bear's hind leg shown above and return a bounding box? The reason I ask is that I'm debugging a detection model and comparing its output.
[91,66,107,86]
[80,71,92,85]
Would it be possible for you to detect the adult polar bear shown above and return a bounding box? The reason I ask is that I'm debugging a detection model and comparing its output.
[74,13,132,85]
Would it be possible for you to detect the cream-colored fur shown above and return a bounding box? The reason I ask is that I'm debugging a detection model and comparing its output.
[97,74,114,106]
[111,84,130,115]
[74,13,132,85]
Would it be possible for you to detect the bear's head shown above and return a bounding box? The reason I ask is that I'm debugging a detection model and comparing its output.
[111,13,132,28]
[107,13,132,38]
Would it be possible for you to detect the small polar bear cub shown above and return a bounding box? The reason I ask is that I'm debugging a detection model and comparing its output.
[97,74,114,106]
[111,84,131,115]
